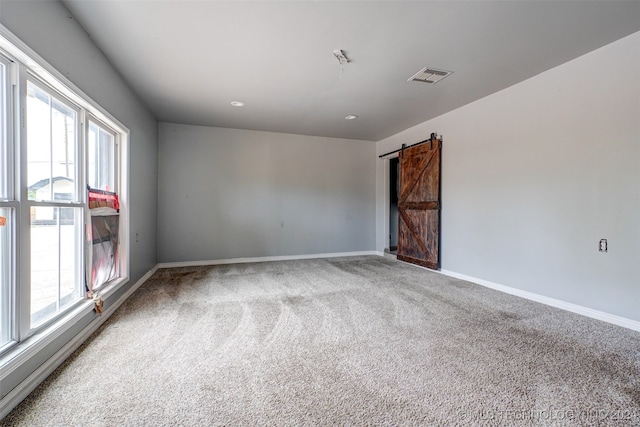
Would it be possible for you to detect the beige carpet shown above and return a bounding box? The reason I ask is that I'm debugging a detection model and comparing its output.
[3,256,640,426]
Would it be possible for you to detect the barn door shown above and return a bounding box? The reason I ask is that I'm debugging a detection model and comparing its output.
[397,135,441,269]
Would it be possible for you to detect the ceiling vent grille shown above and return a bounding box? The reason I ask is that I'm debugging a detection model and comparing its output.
[408,67,452,84]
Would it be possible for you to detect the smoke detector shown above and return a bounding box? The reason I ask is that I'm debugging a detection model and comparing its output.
[408,67,452,84]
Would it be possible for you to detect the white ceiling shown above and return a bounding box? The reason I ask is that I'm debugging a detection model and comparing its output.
[62,1,640,142]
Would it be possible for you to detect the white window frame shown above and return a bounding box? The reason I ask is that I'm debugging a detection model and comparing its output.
[0,25,129,368]
[85,114,124,294]
[0,53,17,352]
[87,116,119,194]
[0,55,14,201]
[21,74,85,335]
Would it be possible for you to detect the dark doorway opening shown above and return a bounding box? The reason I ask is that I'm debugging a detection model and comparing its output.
[389,157,399,253]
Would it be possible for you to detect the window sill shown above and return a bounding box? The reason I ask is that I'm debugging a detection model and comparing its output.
[0,300,95,381]
[0,275,128,381]
[95,275,128,300]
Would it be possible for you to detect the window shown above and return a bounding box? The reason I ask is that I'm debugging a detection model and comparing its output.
[0,60,8,201]
[0,55,14,350]
[26,81,78,201]
[0,207,11,349]
[87,119,120,292]
[88,120,116,192]
[0,30,128,357]
[26,80,84,327]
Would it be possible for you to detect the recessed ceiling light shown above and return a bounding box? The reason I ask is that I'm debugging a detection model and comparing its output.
[345,114,358,120]
[230,101,245,107]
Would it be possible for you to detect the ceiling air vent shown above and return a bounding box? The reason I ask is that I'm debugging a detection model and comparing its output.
[408,67,452,84]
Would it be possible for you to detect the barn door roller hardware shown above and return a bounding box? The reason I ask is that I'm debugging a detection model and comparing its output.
[379,132,440,158]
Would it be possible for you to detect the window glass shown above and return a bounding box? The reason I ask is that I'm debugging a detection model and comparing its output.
[88,121,115,192]
[27,81,77,202]
[0,62,6,200]
[0,58,12,348]
[30,206,83,327]
[27,80,83,328]
[0,207,11,347]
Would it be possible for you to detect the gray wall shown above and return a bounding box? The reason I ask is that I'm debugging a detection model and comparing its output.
[0,0,158,398]
[158,123,376,263]
[0,0,158,283]
[377,31,640,321]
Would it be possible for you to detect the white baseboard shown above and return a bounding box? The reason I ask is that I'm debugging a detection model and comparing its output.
[158,251,384,269]
[439,269,640,332]
[0,264,159,420]
[104,265,159,310]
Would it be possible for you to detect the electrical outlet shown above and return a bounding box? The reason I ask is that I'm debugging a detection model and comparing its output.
[599,239,607,252]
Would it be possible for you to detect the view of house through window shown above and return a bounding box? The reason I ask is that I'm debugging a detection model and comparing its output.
[27,80,84,327]
[27,81,77,201]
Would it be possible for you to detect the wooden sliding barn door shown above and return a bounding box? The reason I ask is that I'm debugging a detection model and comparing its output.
[397,136,442,269]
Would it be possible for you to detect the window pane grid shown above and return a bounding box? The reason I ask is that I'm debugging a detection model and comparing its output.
[30,206,83,327]
[88,121,115,192]
[0,57,14,349]
[26,80,84,330]
[0,61,7,200]
[27,81,78,203]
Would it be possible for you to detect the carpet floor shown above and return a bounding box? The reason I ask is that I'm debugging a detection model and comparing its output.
[3,256,640,426]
